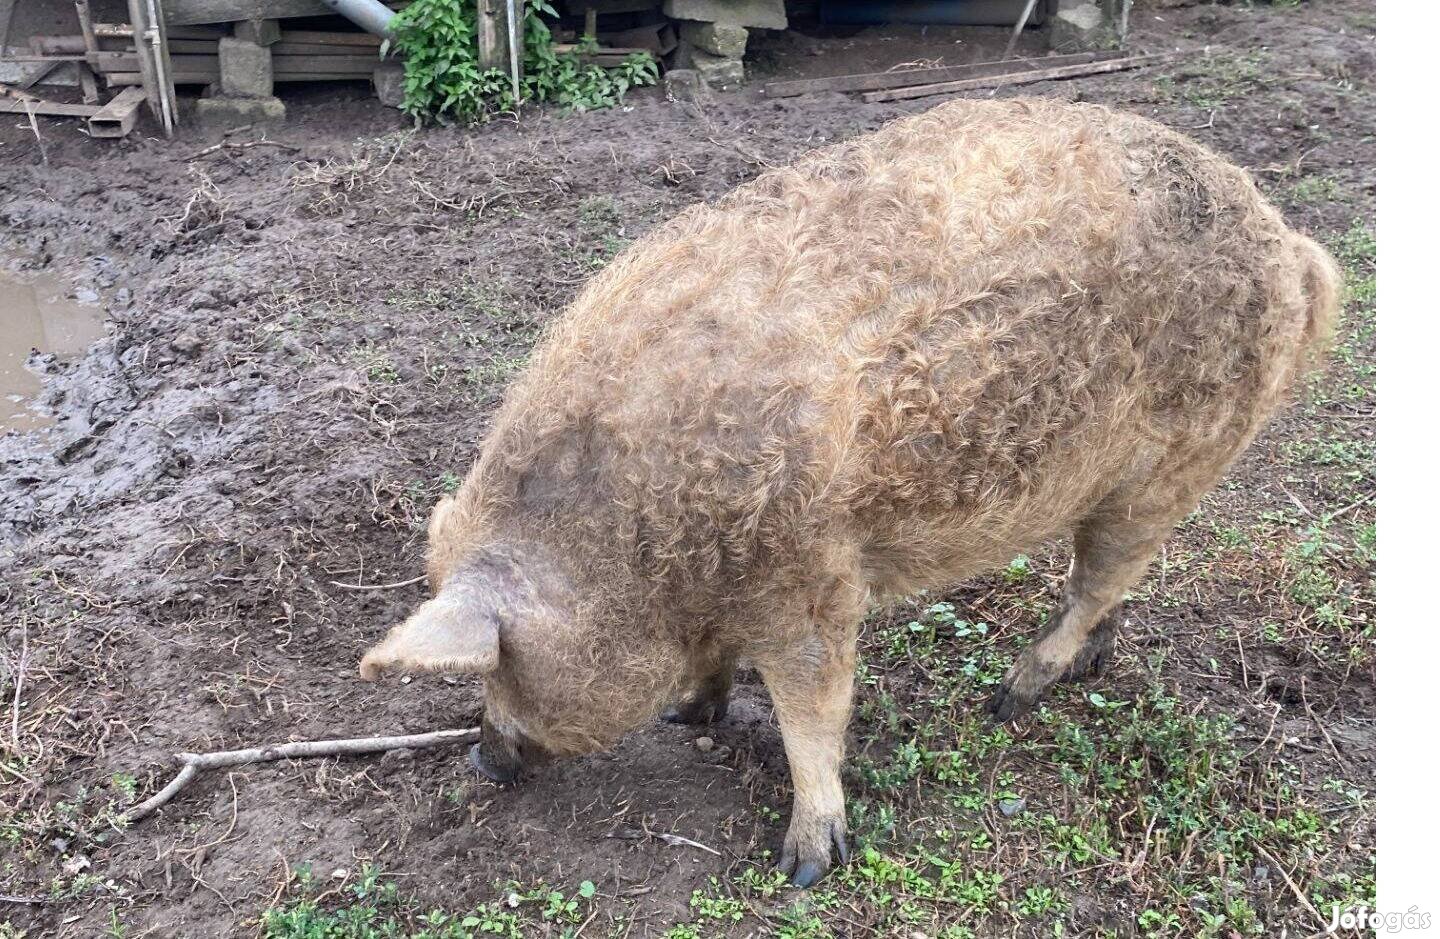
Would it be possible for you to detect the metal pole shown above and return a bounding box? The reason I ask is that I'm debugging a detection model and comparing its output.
[1003,0,1040,58]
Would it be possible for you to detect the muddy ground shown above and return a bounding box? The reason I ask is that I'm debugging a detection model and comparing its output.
[0,1,1376,936]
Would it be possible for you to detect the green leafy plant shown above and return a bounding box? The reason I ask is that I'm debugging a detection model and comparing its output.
[390,0,658,122]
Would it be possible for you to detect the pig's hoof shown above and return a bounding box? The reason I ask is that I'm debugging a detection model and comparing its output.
[986,654,1061,723]
[662,695,729,725]
[779,817,848,889]
[1059,620,1118,683]
[467,742,521,785]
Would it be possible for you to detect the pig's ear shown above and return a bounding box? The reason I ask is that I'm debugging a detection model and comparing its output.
[358,583,498,680]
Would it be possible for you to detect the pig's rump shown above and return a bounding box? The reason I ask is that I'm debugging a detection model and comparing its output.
[475,97,1334,602]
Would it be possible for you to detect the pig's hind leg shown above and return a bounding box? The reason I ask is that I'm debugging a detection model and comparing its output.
[986,500,1180,723]
[663,657,735,725]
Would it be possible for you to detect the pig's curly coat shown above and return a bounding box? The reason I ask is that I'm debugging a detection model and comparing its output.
[396,96,1336,785]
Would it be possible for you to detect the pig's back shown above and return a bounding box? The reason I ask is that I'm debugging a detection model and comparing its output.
[479,98,1314,596]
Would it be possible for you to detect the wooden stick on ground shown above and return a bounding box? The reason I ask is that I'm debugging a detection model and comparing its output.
[760,50,1121,99]
[861,52,1175,103]
[118,726,490,826]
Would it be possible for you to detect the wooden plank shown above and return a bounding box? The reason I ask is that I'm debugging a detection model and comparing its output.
[162,0,334,26]
[861,52,1173,103]
[279,29,381,45]
[476,0,508,71]
[164,38,220,53]
[93,22,226,38]
[74,0,102,101]
[273,71,374,79]
[78,62,100,101]
[90,52,220,73]
[103,70,214,84]
[272,40,382,55]
[273,54,377,71]
[0,96,100,116]
[762,50,1122,98]
[87,84,145,135]
[14,60,62,88]
[0,0,16,53]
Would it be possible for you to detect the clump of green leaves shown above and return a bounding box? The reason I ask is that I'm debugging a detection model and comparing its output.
[390,0,657,123]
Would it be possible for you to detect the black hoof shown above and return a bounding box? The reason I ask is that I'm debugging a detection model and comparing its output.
[986,682,1037,724]
[468,742,521,785]
[791,861,826,889]
[662,696,729,725]
[778,818,848,889]
[1059,621,1118,683]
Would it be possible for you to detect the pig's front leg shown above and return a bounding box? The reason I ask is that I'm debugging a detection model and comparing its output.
[757,633,856,887]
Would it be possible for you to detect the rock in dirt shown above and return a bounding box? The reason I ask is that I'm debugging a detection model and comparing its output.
[169,333,203,358]
[664,69,708,103]
[694,736,715,752]
[194,96,285,131]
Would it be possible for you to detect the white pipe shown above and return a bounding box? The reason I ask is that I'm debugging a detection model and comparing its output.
[318,0,395,37]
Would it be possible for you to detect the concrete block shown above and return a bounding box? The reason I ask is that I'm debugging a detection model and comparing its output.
[194,95,285,130]
[678,21,748,57]
[218,36,273,98]
[662,0,785,30]
[681,46,743,88]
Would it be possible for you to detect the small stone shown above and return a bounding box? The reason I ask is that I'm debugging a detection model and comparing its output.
[169,333,202,358]
[331,867,348,879]
[1050,0,1128,52]
[73,287,100,303]
[219,37,273,98]
[62,854,91,876]
[678,22,748,58]
[999,797,1027,817]
[694,736,714,752]
[664,68,707,103]
[373,64,405,109]
[194,96,285,131]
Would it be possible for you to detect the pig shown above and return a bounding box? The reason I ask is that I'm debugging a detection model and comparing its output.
[359,97,1340,886]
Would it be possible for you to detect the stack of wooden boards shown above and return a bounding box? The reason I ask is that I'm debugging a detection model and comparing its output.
[0,82,148,136]
[26,25,384,87]
[761,50,1175,103]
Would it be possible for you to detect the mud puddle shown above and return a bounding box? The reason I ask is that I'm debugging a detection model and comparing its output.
[0,263,107,433]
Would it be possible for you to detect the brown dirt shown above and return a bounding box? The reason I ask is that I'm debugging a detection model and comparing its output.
[0,1,1375,936]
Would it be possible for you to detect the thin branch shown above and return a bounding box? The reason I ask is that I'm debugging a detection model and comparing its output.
[1255,843,1329,932]
[10,613,28,754]
[185,139,300,161]
[117,726,488,826]
[329,574,427,591]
